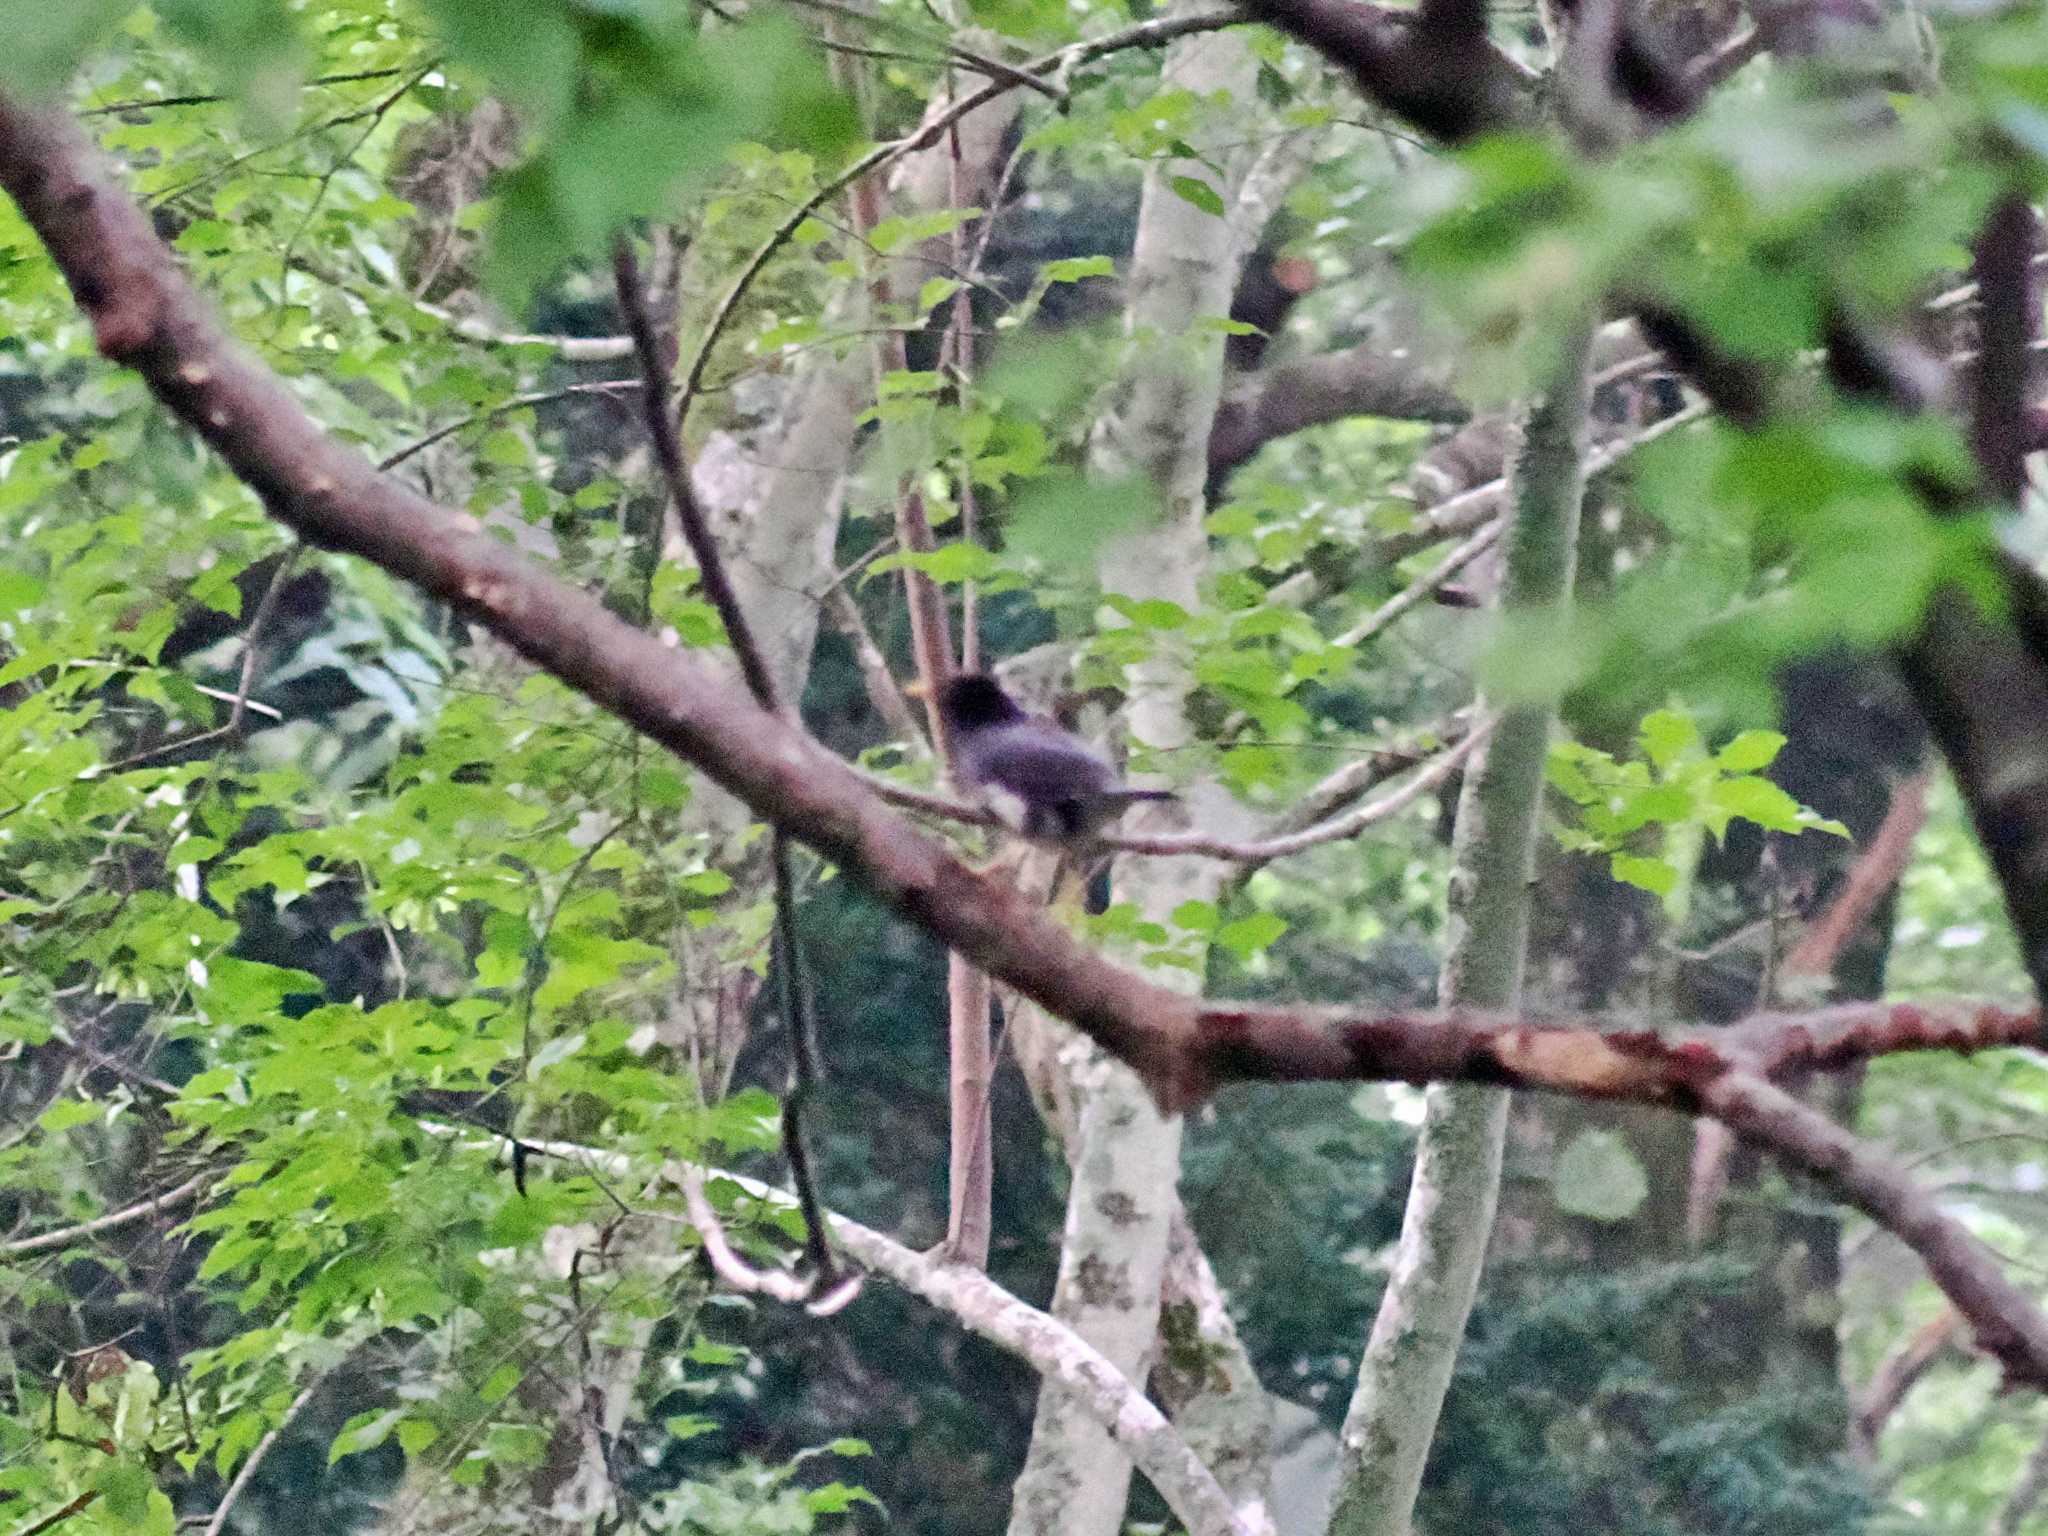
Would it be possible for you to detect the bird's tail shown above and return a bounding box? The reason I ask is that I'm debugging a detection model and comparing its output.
[1103,787,1177,804]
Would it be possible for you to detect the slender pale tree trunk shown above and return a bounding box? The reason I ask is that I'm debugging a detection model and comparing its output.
[1157,1210,1280,1533]
[1005,13,1280,1534]
[1323,311,1597,1536]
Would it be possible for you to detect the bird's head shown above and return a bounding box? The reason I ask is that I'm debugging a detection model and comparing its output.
[921,672,1029,732]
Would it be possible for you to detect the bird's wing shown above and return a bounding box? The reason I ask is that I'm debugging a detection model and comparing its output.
[960,722,1118,803]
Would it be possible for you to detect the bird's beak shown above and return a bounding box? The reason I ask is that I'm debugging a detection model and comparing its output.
[902,678,932,702]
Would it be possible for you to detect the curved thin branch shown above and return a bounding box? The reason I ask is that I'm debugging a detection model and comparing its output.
[613,240,780,708]
[678,1164,857,1315]
[777,0,1066,100]
[12,1490,98,1536]
[431,1124,1253,1536]
[1851,1308,1962,1461]
[807,1195,1254,1536]
[862,726,1484,863]
[1335,518,1500,649]
[0,1169,215,1258]
[675,9,1245,432]
[1686,24,1763,89]
[376,381,642,474]
[1105,721,1488,860]
[1377,400,1705,565]
[1997,1422,2048,1536]
[200,1377,325,1536]
[1262,713,1473,838]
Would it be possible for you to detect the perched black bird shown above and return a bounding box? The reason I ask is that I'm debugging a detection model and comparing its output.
[928,672,1175,842]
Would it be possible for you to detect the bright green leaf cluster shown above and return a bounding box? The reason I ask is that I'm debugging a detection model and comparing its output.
[1549,707,1847,904]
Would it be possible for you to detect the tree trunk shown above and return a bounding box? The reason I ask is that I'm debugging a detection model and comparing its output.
[1325,310,1596,1536]
[1005,12,1277,1534]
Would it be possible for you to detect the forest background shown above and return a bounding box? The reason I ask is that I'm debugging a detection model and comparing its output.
[4,1,2048,1534]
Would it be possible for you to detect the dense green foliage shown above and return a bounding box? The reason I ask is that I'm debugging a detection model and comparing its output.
[1,2,2047,1535]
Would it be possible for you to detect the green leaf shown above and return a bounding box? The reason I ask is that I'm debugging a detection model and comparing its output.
[1545,746,1604,804]
[894,543,998,584]
[1192,315,1261,337]
[805,1482,884,1514]
[397,1419,441,1458]
[424,0,579,125]
[868,207,982,255]
[478,1364,523,1405]
[1039,255,1114,284]
[477,12,854,312]
[1637,708,1699,771]
[1552,1129,1649,1221]
[329,1408,403,1465]
[1215,912,1287,959]
[1004,473,1159,570]
[1168,175,1225,217]
[1707,776,1807,834]
[94,1461,153,1526]
[203,958,325,1015]
[157,0,307,113]
[1609,853,1677,898]
[39,1096,102,1132]
[1105,595,1190,630]
[1714,730,1787,773]
[0,565,44,611]
[917,276,964,315]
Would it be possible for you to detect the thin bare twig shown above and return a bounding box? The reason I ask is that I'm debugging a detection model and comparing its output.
[199,1376,325,1536]
[615,238,843,1299]
[1336,518,1502,649]
[78,68,415,117]
[822,584,929,751]
[1700,1069,2048,1391]
[678,1164,816,1305]
[769,833,850,1298]
[1263,726,1462,838]
[1104,722,1488,861]
[12,1491,99,1536]
[91,547,300,774]
[613,241,780,705]
[1379,400,1706,564]
[422,1122,1249,1536]
[376,381,642,473]
[777,0,1065,99]
[1,1169,215,1258]
[674,9,1246,435]
[857,725,1485,863]
[1852,1308,1962,1460]
[1997,1421,2048,1536]
[1784,772,1930,977]
[1684,24,1763,90]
